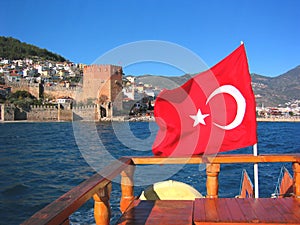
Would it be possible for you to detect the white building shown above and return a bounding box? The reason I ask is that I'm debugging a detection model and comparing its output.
[57,97,73,104]
[126,76,136,83]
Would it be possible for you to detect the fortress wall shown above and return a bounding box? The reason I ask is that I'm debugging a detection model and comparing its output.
[0,104,15,121]
[1,104,99,122]
[10,83,41,99]
[27,105,58,121]
[8,82,81,101]
[58,108,73,121]
[7,64,123,107]
[82,65,112,102]
[6,64,123,120]
[43,88,79,100]
[82,65,123,105]
[110,73,123,112]
[72,105,98,121]
[14,107,27,120]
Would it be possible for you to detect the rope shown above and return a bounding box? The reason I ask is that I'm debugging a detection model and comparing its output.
[272,166,284,198]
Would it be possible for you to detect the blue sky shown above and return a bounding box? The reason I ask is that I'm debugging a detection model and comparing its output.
[1,0,299,77]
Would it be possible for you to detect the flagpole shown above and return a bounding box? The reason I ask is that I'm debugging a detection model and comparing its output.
[253,143,259,198]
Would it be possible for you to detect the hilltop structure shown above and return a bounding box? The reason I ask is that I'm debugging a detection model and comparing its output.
[1,54,299,122]
[81,64,123,118]
[1,59,124,121]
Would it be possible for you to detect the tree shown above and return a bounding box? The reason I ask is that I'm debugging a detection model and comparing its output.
[7,90,40,110]
[0,36,67,61]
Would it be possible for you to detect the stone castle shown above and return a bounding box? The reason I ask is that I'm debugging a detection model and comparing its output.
[0,64,123,121]
[81,64,123,118]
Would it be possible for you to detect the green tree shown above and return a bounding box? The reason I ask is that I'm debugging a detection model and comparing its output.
[7,90,40,110]
[0,36,67,61]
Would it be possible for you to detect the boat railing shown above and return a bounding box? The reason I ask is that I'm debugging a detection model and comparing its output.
[22,154,300,225]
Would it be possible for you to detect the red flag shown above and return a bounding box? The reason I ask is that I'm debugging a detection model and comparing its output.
[152,44,257,156]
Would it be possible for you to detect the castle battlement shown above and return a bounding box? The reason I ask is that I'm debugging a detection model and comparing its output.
[83,64,122,74]
[5,64,123,121]
[8,82,40,88]
[44,85,82,92]
[31,105,57,109]
[73,104,97,110]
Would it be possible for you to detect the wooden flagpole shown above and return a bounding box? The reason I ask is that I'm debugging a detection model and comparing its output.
[253,143,259,198]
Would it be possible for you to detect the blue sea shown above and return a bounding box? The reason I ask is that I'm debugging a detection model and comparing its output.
[0,121,299,225]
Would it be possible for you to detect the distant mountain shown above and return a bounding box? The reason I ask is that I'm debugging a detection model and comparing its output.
[133,65,300,107]
[0,36,66,62]
[135,74,192,90]
[2,36,298,107]
[251,66,300,106]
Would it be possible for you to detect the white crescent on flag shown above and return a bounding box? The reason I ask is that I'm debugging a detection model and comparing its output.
[153,44,257,156]
[206,85,246,130]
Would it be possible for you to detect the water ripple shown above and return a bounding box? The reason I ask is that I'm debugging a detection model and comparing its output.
[0,121,299,224]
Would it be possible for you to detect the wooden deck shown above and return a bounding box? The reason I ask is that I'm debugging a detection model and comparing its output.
[194,198,300,224]
[116,200,193,225]
[117,198,300,225]
[21,154,300,225]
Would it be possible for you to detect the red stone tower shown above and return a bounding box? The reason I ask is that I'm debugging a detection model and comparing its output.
[82,65,123,118]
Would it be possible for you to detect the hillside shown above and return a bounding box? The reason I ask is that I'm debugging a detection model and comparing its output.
[1,37,298,107]
[134,65,300,107]
[251,66,300,106]
[0,36,66,62]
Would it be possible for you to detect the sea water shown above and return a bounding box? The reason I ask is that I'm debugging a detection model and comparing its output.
[0,121,299,225]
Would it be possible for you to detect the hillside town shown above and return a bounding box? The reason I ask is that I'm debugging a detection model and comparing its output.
[0,57,300,122]
[0,58,83,85]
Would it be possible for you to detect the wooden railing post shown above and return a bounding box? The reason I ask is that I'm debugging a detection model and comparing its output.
[120,165,135,213]
[93,182,112,225]
[293,162,300,198]
[206,163,220,198]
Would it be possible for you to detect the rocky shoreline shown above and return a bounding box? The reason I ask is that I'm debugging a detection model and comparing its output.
[256,117,300,122]
[100,116,155,122]
[1,116,300,123]
[101,116,300,122]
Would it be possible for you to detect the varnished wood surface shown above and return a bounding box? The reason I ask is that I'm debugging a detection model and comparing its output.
[116,200,194,225]
[194,198,300,224]
[22,157,133,225]
[21,155,300,224]
[131,154,300,165]
[117,198,300,225]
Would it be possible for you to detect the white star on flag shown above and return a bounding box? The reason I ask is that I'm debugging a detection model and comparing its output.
[190,109,209,127]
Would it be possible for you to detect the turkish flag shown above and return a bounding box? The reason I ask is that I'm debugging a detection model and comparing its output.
[152,44,257,156]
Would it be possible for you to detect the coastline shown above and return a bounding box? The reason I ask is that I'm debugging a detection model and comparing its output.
[1,116,300,123]
[256,117,300,122]
[104,116,300,122]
